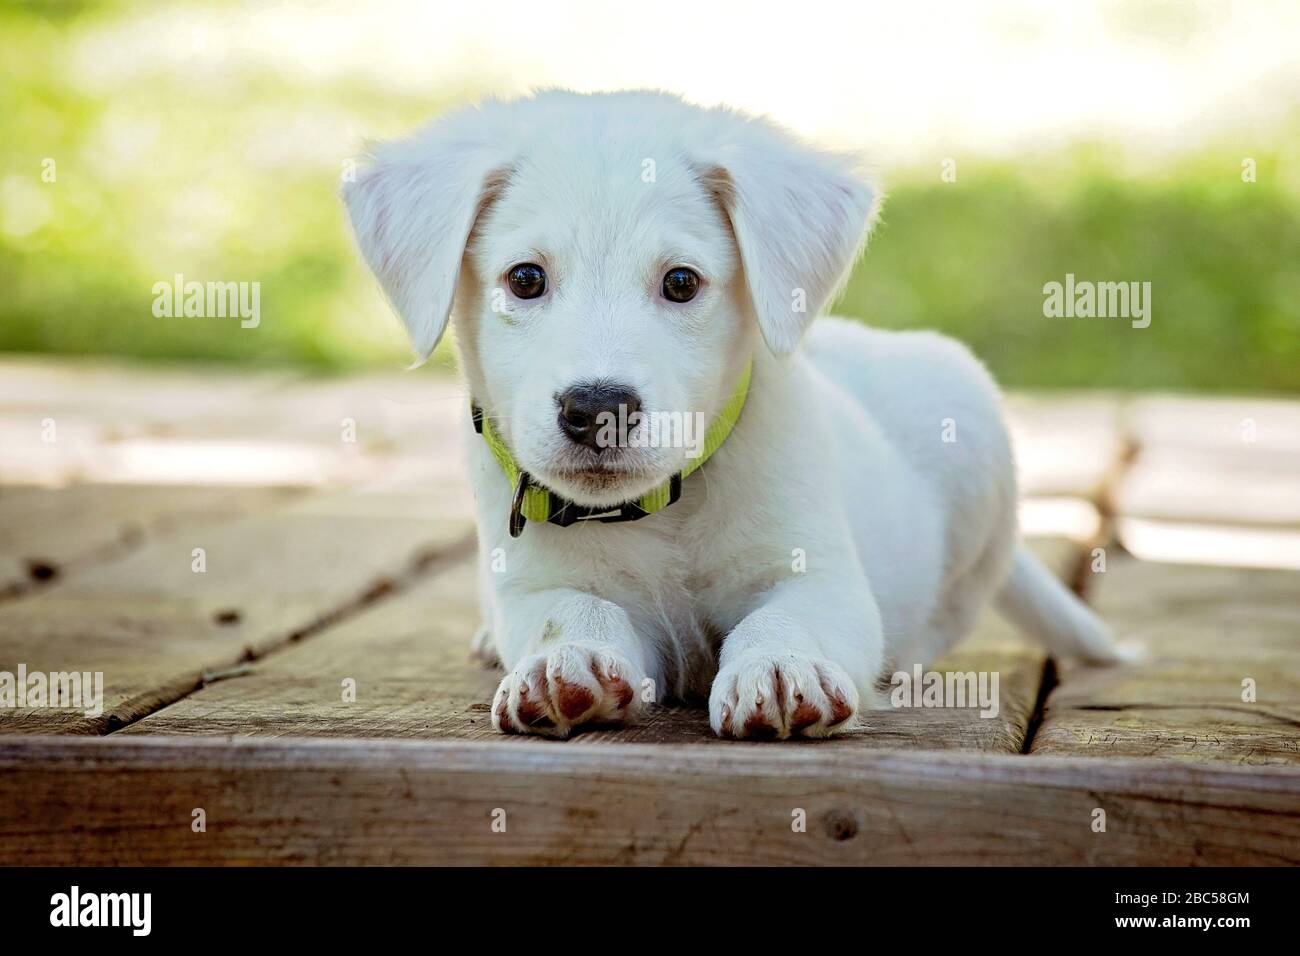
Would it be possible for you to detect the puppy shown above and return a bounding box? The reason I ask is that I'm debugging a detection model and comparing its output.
[344,90,1121,739]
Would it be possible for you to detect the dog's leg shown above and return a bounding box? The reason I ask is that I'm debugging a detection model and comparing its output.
[469,553,501,667]
[709,572,883,740]
[490,588,651,738]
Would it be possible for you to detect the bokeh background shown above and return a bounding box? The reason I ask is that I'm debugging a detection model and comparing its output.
[3,0,1298,391]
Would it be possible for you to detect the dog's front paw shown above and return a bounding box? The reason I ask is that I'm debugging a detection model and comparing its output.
[491,643,640,738]
[709,652,858,740]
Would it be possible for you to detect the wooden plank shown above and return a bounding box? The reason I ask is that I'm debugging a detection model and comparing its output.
[0,357,477,733]
[1003,394,1125,499]
[1017,497,1103,544]
[0,359,469,594]
[0,359,463,489]
[0,487,474,735]
[0,356,294,426]
[1123,395,1300,459]
[1115,394,1300,529]
[1115,447,1300,528]
[115,558,495,740]
[0,483,304,599]
[1116,517,1300,572]
[1,736,1296,865]
[240,370,466,451]
[0,409,403,490]
[121,537,1082,753]
[1032,555,1300,764]
[0,358,293,486]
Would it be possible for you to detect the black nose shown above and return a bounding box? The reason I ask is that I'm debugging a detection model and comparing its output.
[556,383,642,449]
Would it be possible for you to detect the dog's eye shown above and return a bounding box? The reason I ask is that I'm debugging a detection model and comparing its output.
[662,267,700,303]
[507,263,547,299]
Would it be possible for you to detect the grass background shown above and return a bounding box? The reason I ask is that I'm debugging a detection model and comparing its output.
[3,2,1298,392]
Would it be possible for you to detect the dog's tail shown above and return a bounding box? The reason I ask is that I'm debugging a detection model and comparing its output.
[995,542,1123,663]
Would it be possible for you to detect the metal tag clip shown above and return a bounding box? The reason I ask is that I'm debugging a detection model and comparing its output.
[509,471,531,538]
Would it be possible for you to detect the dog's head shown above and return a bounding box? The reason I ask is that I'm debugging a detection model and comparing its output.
[344,91,878,507]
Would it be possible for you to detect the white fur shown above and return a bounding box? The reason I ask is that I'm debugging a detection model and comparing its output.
[344,90,1120,739]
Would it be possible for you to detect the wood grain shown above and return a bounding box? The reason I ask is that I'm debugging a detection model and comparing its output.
[0,483,304,599]
[0,489,474,735]
[1114,396,1300,529]
[1032,555,1300,763]
[121,538,1081,753]
[2,736,1296,865]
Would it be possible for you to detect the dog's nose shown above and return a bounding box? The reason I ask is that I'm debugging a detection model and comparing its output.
[556,383,642,449]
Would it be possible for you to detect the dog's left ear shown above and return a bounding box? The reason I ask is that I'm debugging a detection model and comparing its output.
[697,118,879,356]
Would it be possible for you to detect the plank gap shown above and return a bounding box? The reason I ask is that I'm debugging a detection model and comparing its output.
[98,530,478,737]
[1020,398,1135,755]
[1018,658,1058,755]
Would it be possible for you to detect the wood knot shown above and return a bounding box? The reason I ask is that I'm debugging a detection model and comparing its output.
[26,560,58,582]
[823,809,859,841]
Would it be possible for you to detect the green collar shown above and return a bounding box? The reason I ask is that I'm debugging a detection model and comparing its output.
[472,359,752,537]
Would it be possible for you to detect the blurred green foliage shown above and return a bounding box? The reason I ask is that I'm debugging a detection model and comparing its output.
[839,155,1300,393]
[2,2,1298,391]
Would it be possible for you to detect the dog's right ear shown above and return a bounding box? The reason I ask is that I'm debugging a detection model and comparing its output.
[342,116,510,363]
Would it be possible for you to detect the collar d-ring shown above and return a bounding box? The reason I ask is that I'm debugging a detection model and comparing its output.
[509,471,531,538]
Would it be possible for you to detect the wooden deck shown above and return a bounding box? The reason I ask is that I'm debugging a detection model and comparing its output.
[1,356,1297,865]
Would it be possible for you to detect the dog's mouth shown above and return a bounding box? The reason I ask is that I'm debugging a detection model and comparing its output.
[553,465,624,486]
[537,447,668,506]
[553,465,632,491]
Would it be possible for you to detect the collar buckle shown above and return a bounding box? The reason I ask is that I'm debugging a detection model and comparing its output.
[545,473,682,528]
[509,471,531,538]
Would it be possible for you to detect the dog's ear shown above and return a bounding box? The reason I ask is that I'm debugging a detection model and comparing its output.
[343,117,510,363]
[698,120,878,356]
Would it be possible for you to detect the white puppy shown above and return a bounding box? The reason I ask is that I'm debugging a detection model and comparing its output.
[344,90,1120,739]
